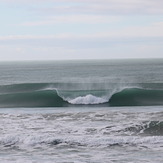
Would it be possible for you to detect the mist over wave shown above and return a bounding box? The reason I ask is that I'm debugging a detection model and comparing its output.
[0,82,162,107]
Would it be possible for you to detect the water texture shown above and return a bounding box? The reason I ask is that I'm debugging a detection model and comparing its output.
[0,59,163,162]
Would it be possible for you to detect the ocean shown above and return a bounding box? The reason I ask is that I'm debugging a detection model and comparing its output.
[0,59,163,163]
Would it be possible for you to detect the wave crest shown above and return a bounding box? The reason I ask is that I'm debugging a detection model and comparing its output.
[0,83,163,107]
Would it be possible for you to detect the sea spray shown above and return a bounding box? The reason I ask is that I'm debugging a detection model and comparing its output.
[68,94,108,105]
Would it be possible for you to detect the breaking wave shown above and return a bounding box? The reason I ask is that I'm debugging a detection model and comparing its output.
[122,121,163,136]
[0,83,163,107]
[68,94,108,105]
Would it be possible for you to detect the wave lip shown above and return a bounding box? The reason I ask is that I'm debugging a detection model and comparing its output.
[68,94,108,105]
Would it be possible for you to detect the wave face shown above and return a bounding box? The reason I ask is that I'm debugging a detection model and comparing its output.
[109,88,163,106]
[0,83,67,107]
[0,83,163,107]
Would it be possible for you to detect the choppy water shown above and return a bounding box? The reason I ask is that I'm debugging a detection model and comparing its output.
[0,59,163,162]
[0,107,163,163]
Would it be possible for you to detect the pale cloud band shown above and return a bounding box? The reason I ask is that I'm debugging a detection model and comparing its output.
[2,21,163,40]
[21,15,121,26]
[0,0,163,60]
[1,0,163,14]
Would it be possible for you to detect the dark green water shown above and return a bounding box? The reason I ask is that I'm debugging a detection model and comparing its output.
[0,59,163,107]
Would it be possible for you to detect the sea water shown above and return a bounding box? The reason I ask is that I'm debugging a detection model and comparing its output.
[0,59,163,163]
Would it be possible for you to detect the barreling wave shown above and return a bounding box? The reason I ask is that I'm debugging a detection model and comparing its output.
[0,83,163,107]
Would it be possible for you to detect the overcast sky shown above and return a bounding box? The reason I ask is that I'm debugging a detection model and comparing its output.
[0,0,163,61]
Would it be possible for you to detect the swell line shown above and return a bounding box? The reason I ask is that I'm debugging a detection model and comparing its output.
[0,83,163,107]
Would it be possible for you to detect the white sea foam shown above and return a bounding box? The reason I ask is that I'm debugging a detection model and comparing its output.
[0,134,163,148]
[68,94,108,104]
[0,107,163,163]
